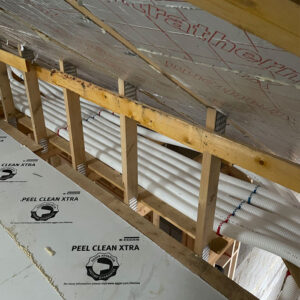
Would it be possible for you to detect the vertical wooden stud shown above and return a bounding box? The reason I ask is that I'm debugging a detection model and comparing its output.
[194,108,227,256]
[18,46,48,151]
[119,79,138,209]
[0,62,16,126]
[152,211,160,228]
[59,60,86,175]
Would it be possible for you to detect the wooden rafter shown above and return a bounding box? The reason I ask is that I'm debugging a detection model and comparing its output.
[184,0,300,57]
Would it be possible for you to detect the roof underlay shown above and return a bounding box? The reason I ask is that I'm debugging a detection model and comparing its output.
[0,0,299,164]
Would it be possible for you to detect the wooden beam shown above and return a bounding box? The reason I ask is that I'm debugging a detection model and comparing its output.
[194,108,223,255]
[18,47,47,150]
[59,60,86,174]
[0,49,29,72]
[32,65,300,192]
[57,163,256,299]
[184,0,300,57]
[119,79,138,207]
[152,211,160,227]
[0,62,16,126]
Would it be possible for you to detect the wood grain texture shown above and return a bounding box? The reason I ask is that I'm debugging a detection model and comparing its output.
[185,0,300,57]
[0,49,29,72]
[59,60,86,170]
[0,62,16,123]
[195,108,222,254]
[119,79,138,205]
[19,53,47,145]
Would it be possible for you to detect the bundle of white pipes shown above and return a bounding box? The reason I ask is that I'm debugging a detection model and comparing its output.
[8,68,300,267]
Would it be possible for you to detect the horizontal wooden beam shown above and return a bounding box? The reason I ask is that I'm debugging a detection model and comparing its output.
[185,0,300,57]
[0,49,29,72]
[33,66,300,192]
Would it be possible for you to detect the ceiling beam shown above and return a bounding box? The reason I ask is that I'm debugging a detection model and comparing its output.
[185,0,300,57]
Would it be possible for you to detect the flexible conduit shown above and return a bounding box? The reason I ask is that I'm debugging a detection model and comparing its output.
[8,68,300,267]
[278,273,300,300]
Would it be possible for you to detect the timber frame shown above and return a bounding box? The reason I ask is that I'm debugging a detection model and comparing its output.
[0,50,299,193]
[0,44,299,295]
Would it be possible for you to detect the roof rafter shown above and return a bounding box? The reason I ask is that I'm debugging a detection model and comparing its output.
[185,0,300,57]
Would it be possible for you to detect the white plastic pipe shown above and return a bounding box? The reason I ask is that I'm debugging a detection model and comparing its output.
[214,217,300,267]
[278,275,300,300]
[8,67,300,267]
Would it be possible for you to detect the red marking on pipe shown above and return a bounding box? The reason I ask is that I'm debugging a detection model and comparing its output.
[217,213,232,236]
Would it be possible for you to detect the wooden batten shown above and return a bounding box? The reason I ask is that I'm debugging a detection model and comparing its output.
[0,62,16,126]
[0,49,29,72]
[194,108,223,255]
[18,47,47,150]
[59,59,86,174]
[119,78,138,207]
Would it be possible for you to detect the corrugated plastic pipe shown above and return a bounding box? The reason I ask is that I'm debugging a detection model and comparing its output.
[99,111,297,207]
[278,275,300,300]
[90,113,300,222]
[15,91,300,232]
[214,217,300,267]
[8,68,300,267]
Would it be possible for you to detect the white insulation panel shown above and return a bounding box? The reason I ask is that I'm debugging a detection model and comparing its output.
[0,129,226,300]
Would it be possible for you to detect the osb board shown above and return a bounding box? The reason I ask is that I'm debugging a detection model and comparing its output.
[0,0,299,163]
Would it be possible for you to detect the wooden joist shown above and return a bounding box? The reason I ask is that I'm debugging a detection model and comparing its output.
[0,49,29,72]
[184,0,300,57]
[59,60,86,174]
[0,62,16,125]
[194,108,223,254]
